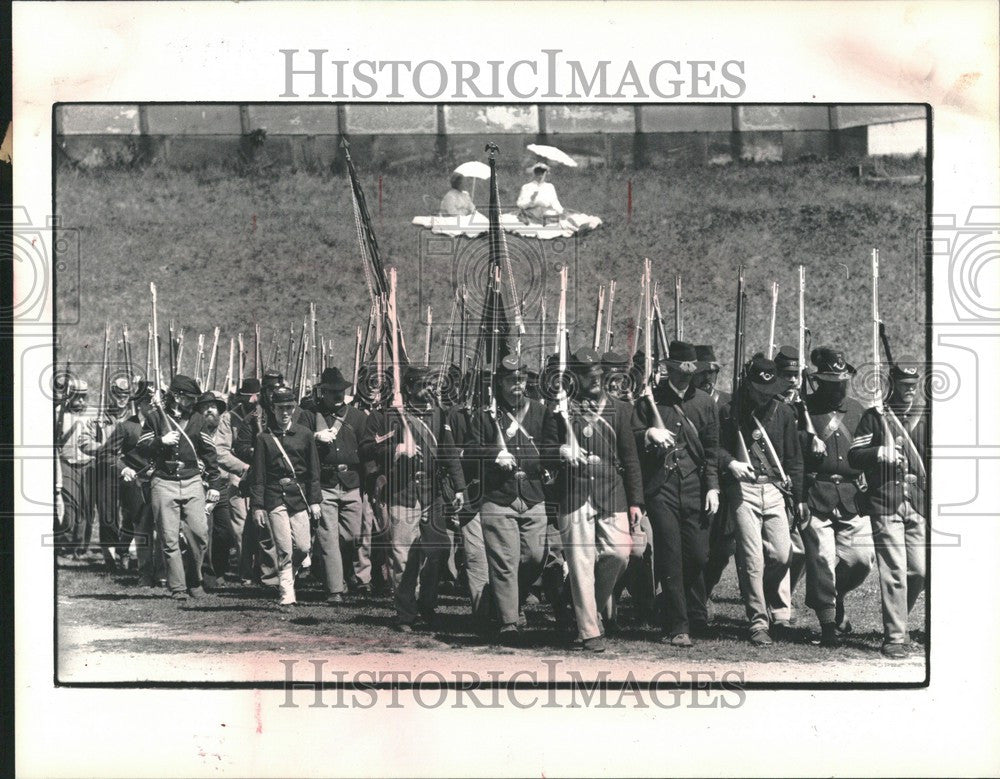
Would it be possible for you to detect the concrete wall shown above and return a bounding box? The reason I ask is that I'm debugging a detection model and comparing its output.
[54,103,928,170]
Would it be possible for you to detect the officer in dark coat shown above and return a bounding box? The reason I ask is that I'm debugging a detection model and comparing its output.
[849,358,927,658]
[540,347,644,652]
[634,341,721,645]
[799,347,874,645]
[311,367,371,603]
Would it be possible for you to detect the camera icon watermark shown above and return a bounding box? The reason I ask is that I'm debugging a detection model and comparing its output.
[924,206,1000,324]
[3,207,81,327]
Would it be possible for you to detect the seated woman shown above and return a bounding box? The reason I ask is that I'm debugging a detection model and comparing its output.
[515,162,602,234]
[439,173,477,217]
[516,163,564,223]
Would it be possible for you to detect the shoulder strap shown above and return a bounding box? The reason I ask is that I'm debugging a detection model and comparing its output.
[750,413,789,484]
[671,403,705,466]
[163,412,205,471]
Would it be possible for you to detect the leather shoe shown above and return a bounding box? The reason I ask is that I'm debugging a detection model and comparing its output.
[497,624,520,647]
[581,636,607,653]
[881,643,908,659]
[820,623,840,648]
[326,593,344,605]
[395,622,413,634]
[750,629,773,646]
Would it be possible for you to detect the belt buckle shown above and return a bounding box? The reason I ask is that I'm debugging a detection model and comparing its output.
[337,463,349,472]
[279,476,293,487]
[514,469,527,480]
[756,475,769,484]
[829,474,843,484]
[586,454,602,467]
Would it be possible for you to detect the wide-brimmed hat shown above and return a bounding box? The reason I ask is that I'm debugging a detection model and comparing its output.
[319,367,352,391]
[196,390,227,414]
[810,347,857,382]
[695,345,720,371]
[659,341,699,374]
[237,378,261,395]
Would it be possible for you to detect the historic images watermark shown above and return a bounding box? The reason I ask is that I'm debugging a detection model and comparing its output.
[278,659,747,710]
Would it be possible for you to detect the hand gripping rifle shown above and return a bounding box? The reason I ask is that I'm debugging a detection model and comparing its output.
[641,260,668,430]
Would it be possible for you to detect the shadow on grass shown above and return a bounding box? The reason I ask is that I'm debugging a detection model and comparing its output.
[69,593,165,601]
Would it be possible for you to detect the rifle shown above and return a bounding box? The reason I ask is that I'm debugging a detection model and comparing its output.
[767,282,779,359]
[651,289,671,367]
[879,319,927,482]
[175,327,186,375]
[593,284,606,352]
[731,266,751,464]
[351,324,363,398]
[96,321,111,440]
[285,325,295,379]
[309,303,318,385]
[674,273,683,341]
[555,264,583,457]
[167,320,176,380]
[796,266,817,438]
[145,323,153,387]
[538,296,546,377]
[387,267,416,448]
[871,248,893,463]
[121,324,136,417]
[641,259,667,429]
[206,327,220,394]
[603,279,616,353]
[255,322,263,381]
[194,333,206,387]
[424,305,433,367]
[237,333,246,389]
[224,336,234,394]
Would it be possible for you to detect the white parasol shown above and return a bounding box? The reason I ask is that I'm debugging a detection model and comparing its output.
[453,160,491,201]
[526,144,578,168]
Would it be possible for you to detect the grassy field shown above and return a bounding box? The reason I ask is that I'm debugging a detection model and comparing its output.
[54,153,926,397]
[56,551,926,684]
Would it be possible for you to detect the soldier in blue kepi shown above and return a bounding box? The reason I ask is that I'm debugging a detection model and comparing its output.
[849,357,927,658]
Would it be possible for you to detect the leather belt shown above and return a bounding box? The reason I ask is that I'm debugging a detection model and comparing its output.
[813,474,846,484]
[754,475,776,485]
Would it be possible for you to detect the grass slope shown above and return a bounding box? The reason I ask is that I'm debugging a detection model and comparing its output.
[55,156,926,396]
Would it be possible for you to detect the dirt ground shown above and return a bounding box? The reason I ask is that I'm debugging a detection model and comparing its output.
[56,552,926,686]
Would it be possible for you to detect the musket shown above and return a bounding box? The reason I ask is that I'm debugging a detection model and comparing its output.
[538,296,547,377]
[641,260,667,429]
[96,320,111,439]
[632,271,646,359]
[593,284,606,352]
[651,290,671,364]
[459,285,468,374]
[603,279,616,353]
[254,323,263,381]
[424,305,433,366]
[121,323,136,416]
[435,289,459,401]
[237,333,245,389]
[206,327,220,393]
[351,325,363,397]
[223,336,235,394]
[796,267,817,438]
[285,324,295,378]
[175,328,186,375]
[555,264,582,455]
[194,333,205,387]
[309,303,318,385]
[674,273,683,341]
[872,249,899,469]
[167,320,176,380]
[387,267,417,451]
[145,322,153,385]
[879,319,926,481]
[731,266,751,464]
[767,282,779,359]
[267,328,278,374]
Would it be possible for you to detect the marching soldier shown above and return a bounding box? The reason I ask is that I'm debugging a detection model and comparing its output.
[249,385,322,609]
[774,346,809,609]
[116,381,164,587]
[93,376,138,571]
[635,341,721,645]
[849,358,927,658]
[196,390,231,589]
[311,367,370,603]
[136,375,220,600]
[446,377,493,633]
[720,355,805,645]
[214,378,260,584]
[698,345,737,601]
[361,365,466,632]
[798,347,875,645]
[470,354,550,645]
[540,347,644,652]
[56,378,100,561]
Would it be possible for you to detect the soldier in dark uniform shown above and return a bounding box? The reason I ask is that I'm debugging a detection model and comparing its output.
[849,358,927,658]
[311,367,370,603]
[634,341,721,645]
[798,347,875,645]
[93,376,140,571]
[720,355,805,645]
[360,365,466,632]
[540,347,644,652]
[470,354,550,644]
[136,375,220,601]
[697,345,737,601]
